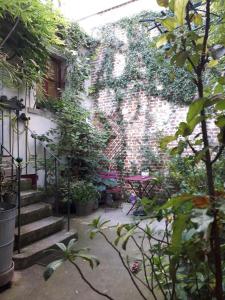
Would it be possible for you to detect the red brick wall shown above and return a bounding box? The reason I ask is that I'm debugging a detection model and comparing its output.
[90,45,218,174]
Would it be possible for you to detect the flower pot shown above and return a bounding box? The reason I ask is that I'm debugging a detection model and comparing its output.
[0,202,16,287]
[75,201,93,216]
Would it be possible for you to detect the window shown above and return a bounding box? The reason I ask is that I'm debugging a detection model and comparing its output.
[44,57,65,99]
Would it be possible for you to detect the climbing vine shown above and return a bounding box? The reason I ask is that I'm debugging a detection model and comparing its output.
[0,0,64,87]
[90,11,196,104]
[39,23,108,179]
[89,11,197,173]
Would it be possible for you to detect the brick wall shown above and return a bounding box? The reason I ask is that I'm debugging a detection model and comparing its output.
[90,33,218,174]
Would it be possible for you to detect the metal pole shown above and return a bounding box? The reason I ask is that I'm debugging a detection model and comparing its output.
[9,110,12,153]
[11,156,13,179]
[25,124,28,174]
[1,110,4,146]
[67,158,70,232]
[44,147,47,191]
[55,158,59,215]
[16,110,19,158]
[16,159,22,254]
[34,136,37,176]
[0,145,3,202]
[67,174,70,232]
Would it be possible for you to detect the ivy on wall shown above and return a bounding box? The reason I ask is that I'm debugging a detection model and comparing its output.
[90,11,196,104]
[89,11,196,173]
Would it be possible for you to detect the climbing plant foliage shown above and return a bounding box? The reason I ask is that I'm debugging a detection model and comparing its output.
[90,11,196,104]
[0,0,64,86]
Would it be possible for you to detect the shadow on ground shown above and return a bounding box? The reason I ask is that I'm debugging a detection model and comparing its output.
[1,205,163,300]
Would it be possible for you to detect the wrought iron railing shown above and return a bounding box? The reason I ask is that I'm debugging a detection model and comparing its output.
[0,96,71,253]
[0,144,22,253]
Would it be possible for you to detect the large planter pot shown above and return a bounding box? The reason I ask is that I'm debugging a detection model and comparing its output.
[75,201,93,216]
[0,202,16,287]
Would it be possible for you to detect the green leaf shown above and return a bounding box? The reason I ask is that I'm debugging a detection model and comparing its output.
[159,17,178,31]
[208,59,218,68]
[214,83,224,94]
[156,34,168,48]
[156,0,169,7]
[169,0,175,11]
[171,214,189,253]
[176,122,191,137]
[162,194,193,210]
[116,224,127,237]
[121,227,136,250]
[186,98,205,123]
[188,115,204,132]
[67,238,77,251]
[160,135,176,149]
[76,253,100,269]
[218,77,225,85]
[56,242,67,252]
[174,0,189,25]
[44,259,64,281]
[215,100,225,111]
[170,140,186,155]
[89,217,101,229]
[172,51,188,67]
[215,116,225,128]
[192,14,203,26]
[89,230,98,239]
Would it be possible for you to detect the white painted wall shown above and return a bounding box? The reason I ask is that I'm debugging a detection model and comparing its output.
[0,82,56,187]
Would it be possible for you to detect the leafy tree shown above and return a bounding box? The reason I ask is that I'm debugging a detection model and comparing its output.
[43,1,225,300]
[0,0,64,86]
[156,0,225,298]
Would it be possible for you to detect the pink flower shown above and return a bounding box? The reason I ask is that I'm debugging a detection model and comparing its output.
[130,261,140,274]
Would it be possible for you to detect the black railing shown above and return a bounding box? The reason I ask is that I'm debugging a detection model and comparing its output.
[1,144,22,253]
[27,127,61,215]
[0,96,72,253]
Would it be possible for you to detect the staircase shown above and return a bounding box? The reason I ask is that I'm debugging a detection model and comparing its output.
[2,157,77,270]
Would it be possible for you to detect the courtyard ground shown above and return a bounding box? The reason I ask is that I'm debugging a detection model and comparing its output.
[1,204,164,300]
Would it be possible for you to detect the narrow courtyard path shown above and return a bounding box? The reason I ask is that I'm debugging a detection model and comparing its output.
[1,205,163,300]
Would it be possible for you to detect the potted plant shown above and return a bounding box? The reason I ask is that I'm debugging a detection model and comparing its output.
[0,202,17,287]
[70,180,99,216]
[93,175,119,204]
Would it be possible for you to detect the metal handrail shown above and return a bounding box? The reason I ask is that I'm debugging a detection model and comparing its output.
[1,145,17,164]
[0,144,22,254]
[0,97,71,254]
[27,127,60,162]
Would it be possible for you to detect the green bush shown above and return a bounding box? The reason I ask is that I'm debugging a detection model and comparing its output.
[70,180,99,204]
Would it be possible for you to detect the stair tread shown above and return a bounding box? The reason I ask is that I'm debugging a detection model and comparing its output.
[13,230,77,259]
[21,190,43,198]
[15,216,63,236]
[20,202,51,214]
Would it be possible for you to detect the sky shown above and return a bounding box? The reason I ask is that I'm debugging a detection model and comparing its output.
[57,0,161,34]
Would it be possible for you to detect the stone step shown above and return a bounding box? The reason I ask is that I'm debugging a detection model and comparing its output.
[3,167,16,177]
[6,178,33,191]
[20,178,33,191]
[16,202,52,226]
[13,229,78,270]
[15,216,64,248]
[20,190,45,207]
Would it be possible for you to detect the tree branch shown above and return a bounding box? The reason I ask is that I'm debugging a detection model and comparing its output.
[0,17,20,49]
[69,260,115,300]
[211,145,225,165]
[99,231,148,300]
